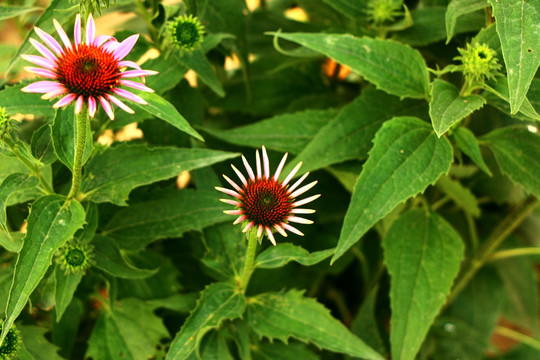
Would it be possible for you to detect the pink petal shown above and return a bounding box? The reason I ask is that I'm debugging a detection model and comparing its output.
[266,227,277,245]
[282,223,304,236]
[120,69,159,78]
[215,186,241,199]
[220,198,241,206]
[41,88,67,100]
[242,222,254,233]
[102,41,120,53]
[257,225,264,238]
[262,146,270,179]
[94,34,114,47]
[233,215,247,225]
[222,174,243,192]
[274,224,288,237]
[21,80,63,93]
[29,38,57,61]
[74,14,81,46]
[88,96,97,117]
[98,96,115,120]
[113,34,139,60]
[241,155,255,181]
[24,67,57,79]
[53,19,72,49]
[118,60,142,70]
[21,54,56,71]
[231,165,247,186]
[288,172,309,194]
[86,13,95,44]
[34,27,63,55]
[112,88,147,105]
[53,93,77,108]
[283,161,303,186]
[290,180,317,199]
[292,194,321,207]
[274,152,288,181]
[106,94,135,114]
[224,209,243,215]
[119,80,154,92]
[75,95,84,114]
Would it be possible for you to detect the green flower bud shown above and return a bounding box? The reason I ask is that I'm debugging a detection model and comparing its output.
[455,43,501,83]
[0,323,21,360]
[367,0,402,24]
[168,15,205,52]
[57,240,94,274]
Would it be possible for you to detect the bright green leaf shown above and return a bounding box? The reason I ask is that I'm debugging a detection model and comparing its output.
[247,289,384,360]
[80,144,238,205]
[488,0,540,113]
[0,83,55,119]
[333,117,453,262]
[0,195,85,345]
[103,190,230,250]
[255,243,333,269]
[31,123,57,165]
[0,173,39,239]
[445,0,487,43]
[50,109,93,171]
[453,127,492,176]
[284,88,428,175]
[166,282,246,360]
[484,77,540,122]
[86,298,170,360]
[271,32,430,99]
[92,235,158,279]
[435,175,480,216]
[482,126,540,197]
[0,231,23,253]
[383,209,464,360]
[429,79,485,137]
[0,5,40,21]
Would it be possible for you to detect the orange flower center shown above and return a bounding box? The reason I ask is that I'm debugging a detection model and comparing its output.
[241,178,292,227]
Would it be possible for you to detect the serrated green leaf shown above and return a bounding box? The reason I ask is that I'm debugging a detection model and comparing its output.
[198,331,234,360]
[271,32,430,99]
[166,282,246,360]
[0,5,40,21]
[351,286,386,356]
[92,235,158,279]
[54,268,83,322]
[383,209,464,360]
[203,109,337,155]
[484,77,540,122]
[145,293,198,313]
[133,92,203,141]
[284,88,428,175]
[18,325,63,360]
[429,79,486,137]
[333,117,453,263]
[247,290,384,360]
[31,123,57,165]
[0,83,55,119]
[435,175,480,216]
[86,298,170,360]
[0,173,40,239]
[175,49,225,97]
[253,342,319,360]
[488,0,540,113]
[445,0,487,43]
[255,243,333,269]
[0,195,85,345]
[202,223,246,281]
[50,109,93,171]
[80,144,238,205]
[482,126,540,197]
[103,190,230,249]
[453,127,492,176]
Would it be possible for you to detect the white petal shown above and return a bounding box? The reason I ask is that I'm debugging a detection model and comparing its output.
[274,224,288,237]
[262,146,270,179]
[292,194,321,207]
[290,180,317,199]
[257,225,264,238]
[291,208,316,214]
[287,216,314,225]
[215,186,241,199]
[220,198,241,206]
[282,161,302,186]
[231,164,247,186]
[224,210,243,215]
[288,172,309,194]
[233,215,247,225]
[266,227,277,246]
[256,149,262,179]
[242,222,254,233]
[242,155,255,181]
[282,223,304,236]
[274,153,288,181]
[223,174,243,192]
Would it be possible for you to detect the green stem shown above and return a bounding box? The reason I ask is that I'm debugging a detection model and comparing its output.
[67,107,88,200]
[446,195,540,305]
[487,247,540,262]
[494,326,540,350]
[239,229,259,292]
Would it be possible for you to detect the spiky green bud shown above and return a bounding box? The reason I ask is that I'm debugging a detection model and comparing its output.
[455,43,501,83]
[168,15,205,52]
[57,240,94,274]
[0,323,21,360]
[367,0,402,24]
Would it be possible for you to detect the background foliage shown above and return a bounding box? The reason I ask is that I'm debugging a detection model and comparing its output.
[0,0,539,359]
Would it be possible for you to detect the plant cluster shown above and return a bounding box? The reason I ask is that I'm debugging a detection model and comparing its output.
[0,0,538,359]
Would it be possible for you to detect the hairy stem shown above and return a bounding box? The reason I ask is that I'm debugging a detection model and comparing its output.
[239,229,259,292]
[67,107,88,200]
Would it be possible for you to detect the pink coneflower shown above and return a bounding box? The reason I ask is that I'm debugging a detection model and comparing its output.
[216,146,320,245]
[21,14,157,120]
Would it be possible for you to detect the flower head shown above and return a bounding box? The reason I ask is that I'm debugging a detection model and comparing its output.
[21,14,158,120]
[168,15,205,51]
[216,146,320,245]
[367,0,402,24]
[455,43,501,83]
[0,323,21,360]
[56,240,94,274]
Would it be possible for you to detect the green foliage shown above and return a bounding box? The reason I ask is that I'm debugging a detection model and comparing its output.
[0,1,538,358]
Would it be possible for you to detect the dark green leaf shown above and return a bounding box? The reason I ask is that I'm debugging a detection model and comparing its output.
[31,123,57,165]
[166,282,246,360]
[103,189,230,250]
[0,195,85,345]
[453,127,492,176]
[429,79,486,137]
[51,109,93,171]
[284,88,428,175]
[52,298,83,358]
[333,117,453,262]
[143,56,188,95]
[445,0,487,43]
[482,126,540,197]
[202,223,246,281]
[271,32,430,99]
[203,109,337,155]
[0,173,40,239]
[255,243,333,269]
[80,144,238,205]
[247,290,384,360]
[18,325,63,360]
[175,49,225,97]
[198,331,234,360]
[86,298,170,360]
[435,175,480,216]
[0,5,40,21]
[383,209,464,360]
[253,342,319,360]
[320,0,364,18]
[488,0,540,113]
[54,268,83,322]
[92,235,158,279]
[351,286,386,356]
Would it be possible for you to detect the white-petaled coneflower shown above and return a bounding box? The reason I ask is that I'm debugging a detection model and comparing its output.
[216,146,320,245]
[21,14,157,120]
